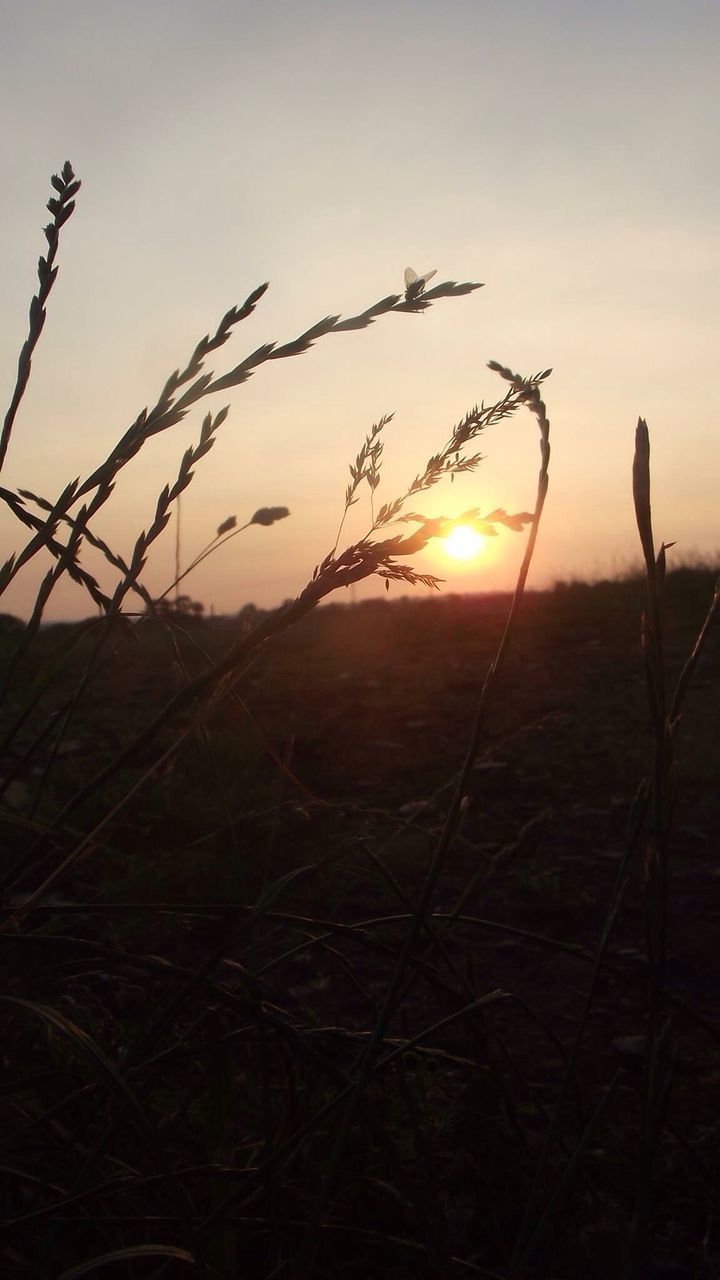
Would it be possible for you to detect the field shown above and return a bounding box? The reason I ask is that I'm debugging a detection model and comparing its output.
[1,571,718,1278]
[1,162,718,1279]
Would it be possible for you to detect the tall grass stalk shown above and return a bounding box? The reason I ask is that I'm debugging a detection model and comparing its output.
[291,362,551,1276]
[624,420,720,1276]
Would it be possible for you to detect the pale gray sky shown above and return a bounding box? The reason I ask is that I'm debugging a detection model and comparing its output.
[1,0,718,618]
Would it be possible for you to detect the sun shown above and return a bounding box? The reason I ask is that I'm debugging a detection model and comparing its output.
[443,523,486,561]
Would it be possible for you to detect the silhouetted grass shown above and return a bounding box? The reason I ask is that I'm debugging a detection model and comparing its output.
[0,163,718,1280]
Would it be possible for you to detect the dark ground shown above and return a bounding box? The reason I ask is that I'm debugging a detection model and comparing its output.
[2,570,718,1277]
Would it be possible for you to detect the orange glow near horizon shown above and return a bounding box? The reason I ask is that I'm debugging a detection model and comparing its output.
[442,524,487,562]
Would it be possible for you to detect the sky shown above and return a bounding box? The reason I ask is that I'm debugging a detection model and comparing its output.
[1,0,718,620]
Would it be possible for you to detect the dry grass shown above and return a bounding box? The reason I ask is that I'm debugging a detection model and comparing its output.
[0,163,718,1280]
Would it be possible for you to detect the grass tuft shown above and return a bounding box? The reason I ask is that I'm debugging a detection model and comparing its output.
[0,164,717,1280]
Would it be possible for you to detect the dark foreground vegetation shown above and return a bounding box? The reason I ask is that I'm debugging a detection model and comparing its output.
[1,570,718,1279]
[1,162,718,1278]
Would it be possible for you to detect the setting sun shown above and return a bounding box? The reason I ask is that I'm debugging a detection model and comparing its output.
[443,524,487,561]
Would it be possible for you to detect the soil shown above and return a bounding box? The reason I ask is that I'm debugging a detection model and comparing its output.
[2,571,718,1277]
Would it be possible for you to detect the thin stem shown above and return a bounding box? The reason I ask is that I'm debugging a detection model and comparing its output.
[174,493,182,609]
[156,521,252,604]
[293,362,551,1275]
[0,163,80,474]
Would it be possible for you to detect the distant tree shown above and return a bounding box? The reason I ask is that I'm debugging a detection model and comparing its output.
[237,603,260,629]
[151,594,205,620]
[0,613,24,632]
